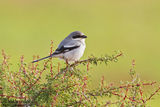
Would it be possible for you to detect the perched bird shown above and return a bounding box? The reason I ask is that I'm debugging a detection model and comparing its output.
[32,31,87,63]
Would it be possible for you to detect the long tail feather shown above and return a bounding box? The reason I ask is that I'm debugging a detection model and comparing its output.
[32,55,52,63]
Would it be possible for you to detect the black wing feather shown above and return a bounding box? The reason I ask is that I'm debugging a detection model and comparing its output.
[53,45,80,55]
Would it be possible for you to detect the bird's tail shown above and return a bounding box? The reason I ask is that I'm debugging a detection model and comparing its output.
[32,55,53,63]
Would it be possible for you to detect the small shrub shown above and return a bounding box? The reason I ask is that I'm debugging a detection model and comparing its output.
[0,42,160,107]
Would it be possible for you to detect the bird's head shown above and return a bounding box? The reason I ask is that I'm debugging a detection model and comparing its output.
[67,31,87,41]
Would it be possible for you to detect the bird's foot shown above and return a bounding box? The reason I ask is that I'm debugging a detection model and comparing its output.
[65,59,70,67]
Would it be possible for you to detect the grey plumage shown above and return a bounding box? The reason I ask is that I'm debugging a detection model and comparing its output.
[32,31,87,63]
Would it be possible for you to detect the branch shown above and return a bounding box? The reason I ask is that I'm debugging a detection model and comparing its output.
[87,81,157,97]
[0,94,26,99]
[145,86,160,102]
[53,52,123,81]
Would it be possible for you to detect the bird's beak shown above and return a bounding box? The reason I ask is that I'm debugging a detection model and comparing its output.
[81,35,87,38]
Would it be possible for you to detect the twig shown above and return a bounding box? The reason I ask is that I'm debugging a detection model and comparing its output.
[0,94,26,99]
[145,86,160,102]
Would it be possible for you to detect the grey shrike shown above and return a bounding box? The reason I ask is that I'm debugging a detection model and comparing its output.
[32,31,87,63]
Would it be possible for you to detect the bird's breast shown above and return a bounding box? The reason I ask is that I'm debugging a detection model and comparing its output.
[63,44,86,62]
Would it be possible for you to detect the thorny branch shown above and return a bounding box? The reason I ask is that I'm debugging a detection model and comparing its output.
[1,49,160,106]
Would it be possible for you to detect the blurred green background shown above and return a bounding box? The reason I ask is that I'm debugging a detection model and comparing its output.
[0,0,160,106]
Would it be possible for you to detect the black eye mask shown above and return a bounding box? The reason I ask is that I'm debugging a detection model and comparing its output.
[72,35,87,39]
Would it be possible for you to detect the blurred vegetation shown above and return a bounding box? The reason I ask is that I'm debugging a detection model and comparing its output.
[0,0,160,106]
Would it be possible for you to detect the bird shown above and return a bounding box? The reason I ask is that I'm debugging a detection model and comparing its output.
[32,31,87,63]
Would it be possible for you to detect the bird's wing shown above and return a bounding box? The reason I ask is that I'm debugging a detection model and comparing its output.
[53,45,80,55]
[53,40,81,55]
